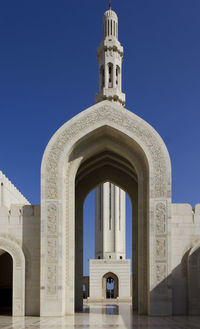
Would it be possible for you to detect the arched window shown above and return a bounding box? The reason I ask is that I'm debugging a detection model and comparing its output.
[108,63,113,88]
[116,66,120,87]
[100,66,105,88]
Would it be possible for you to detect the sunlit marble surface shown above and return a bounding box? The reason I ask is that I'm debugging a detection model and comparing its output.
[1,303,200,329]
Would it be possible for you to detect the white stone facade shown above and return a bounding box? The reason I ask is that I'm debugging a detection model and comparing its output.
[0,171,30,208]
[89,259,131,300]
[0,4,200,318]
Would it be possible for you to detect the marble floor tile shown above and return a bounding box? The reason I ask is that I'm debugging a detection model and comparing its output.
[0,303,200,329]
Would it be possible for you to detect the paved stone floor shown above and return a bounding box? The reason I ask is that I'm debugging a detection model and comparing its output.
[0,303,200,329]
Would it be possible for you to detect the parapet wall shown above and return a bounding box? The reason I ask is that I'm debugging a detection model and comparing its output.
[0,171,30,208]
[171,203,200,315]
[171,203,200,268]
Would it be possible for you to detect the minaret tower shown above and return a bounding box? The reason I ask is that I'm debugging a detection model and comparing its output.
[90,4,131,301]
[95,183,126,260]
[95,4,126,261]
[95,2,126,106]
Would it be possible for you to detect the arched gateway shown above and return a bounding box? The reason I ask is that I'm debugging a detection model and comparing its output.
[41,101,172,316]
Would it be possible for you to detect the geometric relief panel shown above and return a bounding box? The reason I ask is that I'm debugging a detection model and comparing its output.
[156,263,167,284]
[156,238,166,259]
[46,265,57,296]
[155,202,166,235]
[47,203,57,235]
[46,203,58,296]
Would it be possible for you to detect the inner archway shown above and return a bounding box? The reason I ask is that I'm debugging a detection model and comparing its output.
[75,147,141,312]
[103,272,119,299]
[0,251,12,315]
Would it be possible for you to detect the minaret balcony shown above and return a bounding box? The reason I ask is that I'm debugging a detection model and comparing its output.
[95,88,126,106]
[97,41,124,58]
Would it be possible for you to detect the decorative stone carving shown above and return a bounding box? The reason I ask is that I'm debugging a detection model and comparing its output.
[46,203,58,296]
[47,239,57,263]
[47,265,57,295]
[156,238,166,259]
[45,104,169,200]
[156,263,167,283]
[47,203,57,234]
[41,102,171,315]
[155,202,166,235]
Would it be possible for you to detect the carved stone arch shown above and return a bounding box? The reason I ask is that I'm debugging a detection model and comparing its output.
[41,100,172,316]
[0,237,25,316]
[188,241,200,315]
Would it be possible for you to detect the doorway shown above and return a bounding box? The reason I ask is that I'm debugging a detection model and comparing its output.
[103,272,119,299]
[0,251,12,315]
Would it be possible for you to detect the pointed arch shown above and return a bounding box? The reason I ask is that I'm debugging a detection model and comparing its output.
[102,272,119,299]
[0,237,25,316]
[41,100,172,316]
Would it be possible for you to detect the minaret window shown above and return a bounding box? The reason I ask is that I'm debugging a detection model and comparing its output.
[116,66,120,87]
[108,63,113,88]
[111,20,113,35]
[100,66,105,88]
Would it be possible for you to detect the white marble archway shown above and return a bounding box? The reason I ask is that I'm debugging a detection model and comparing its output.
[0,237,25,316]
[41,100,172,316]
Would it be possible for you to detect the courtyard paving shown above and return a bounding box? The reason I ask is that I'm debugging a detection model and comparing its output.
[0,303,200,329]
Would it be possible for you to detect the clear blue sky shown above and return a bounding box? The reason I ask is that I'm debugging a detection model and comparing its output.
[0,1,200,274]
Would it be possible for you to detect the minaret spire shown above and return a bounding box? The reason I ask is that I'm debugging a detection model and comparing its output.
[95,6,126,106]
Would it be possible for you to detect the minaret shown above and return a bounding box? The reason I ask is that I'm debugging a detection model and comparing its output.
[94,5,126,261]
[90,5,131,301]
[95,183,126,260]
[95,2,126,106]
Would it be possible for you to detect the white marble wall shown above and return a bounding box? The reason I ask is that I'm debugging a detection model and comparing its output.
[89,259,131,299]
[0,202,40,316]
[171,203,200,314]
[0,171,30,208]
